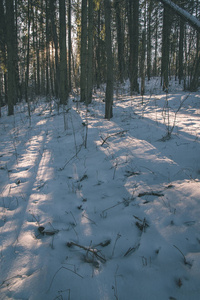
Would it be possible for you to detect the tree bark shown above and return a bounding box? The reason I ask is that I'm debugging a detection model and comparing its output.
[6,0,15,115]
[127,0,139,94]
[80,0,87,102]
[161,5,172,91]
[86,0,94,105]
[68,0,72,93]
[50,0,60,98]
[59,0,68,104]
[158,0,200,33]
[104,0,113,120]
[114,0,125,83]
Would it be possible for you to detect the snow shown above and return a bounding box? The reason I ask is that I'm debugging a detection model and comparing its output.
[0,79,200,300]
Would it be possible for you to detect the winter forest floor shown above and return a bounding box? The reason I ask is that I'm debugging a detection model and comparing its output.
[0,78,200,300]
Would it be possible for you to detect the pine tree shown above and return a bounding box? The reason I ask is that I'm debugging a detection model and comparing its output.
[104,0,113,119]
[59,0,68,104]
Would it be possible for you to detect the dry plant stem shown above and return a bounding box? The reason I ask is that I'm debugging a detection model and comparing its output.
[60,145,82,170]
[173,244,187,264]
[112,233,121,257]
[100,130,127,146]
[67,241,106,262]
[70,113,78,155]
[162,93,190,139]
[47,266,83,292]
[70,211,77,226]
[82,213,97,225]
[113,265,119,300]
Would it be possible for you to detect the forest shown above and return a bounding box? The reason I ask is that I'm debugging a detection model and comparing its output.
[0,1,200,300]
[0,0,200,118]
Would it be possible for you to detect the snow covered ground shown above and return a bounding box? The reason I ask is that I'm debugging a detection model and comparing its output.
[0,79,200,300]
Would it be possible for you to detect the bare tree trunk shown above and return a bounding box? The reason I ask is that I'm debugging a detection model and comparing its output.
[158,0,200,33]
[114,0,125,83]
[86,0,94,105]
[127,0,139,94]
[68,0,72,93]
[50,0,60,99]
[161,5,172,91]
[59,0,68,104]
[80,0,87,102]
[6,0,15,115]
[104,0,113,120]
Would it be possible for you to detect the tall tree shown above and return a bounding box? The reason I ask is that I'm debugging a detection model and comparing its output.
[80,0,87,102]
[178,2,184,84]
[59,0,68,104]
[68,0,72,92]
[104,0,113,119]
[0,0,7,105]
[114,0,125,83]
[86,0,94,105]
[6,0,15,115]
[161,5,172,91]
[127,0,139,94]
[25,0,31,104]
[49,0,60,98]
[147,0,153,81]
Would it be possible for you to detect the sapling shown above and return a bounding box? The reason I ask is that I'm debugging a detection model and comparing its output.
[161,93,190,141]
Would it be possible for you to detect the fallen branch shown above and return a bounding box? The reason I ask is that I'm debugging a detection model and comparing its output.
[100,130,127,146]
[138,191,164,197]
[67,241,106,262]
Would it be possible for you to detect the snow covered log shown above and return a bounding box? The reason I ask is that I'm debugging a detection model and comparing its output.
[159,0,200,33]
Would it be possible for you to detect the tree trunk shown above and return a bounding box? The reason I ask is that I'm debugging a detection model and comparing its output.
[158,0,200,33]
[161,5,172,91]
[140,29,146,97]
[114,0,125,83]
[59,0,68,104]
[127,0,139,94]
[68,0,72,93]
[178,17,184,84]
[86,0,94,105]
[104,0,113,120]
[0,0,7,105]
[80,0,87,102]
[6,0,15,115]
[50,0,60,98]
[147,0,153,81]
[46,0,50,96]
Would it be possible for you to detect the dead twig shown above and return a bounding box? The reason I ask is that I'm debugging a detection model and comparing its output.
[138,191,164,197]
[67,241,106,262]
[100,130,127,146]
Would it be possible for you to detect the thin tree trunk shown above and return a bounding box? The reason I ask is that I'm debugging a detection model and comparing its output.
[161,5,172,91]
[50,0,60,98]
[147,0,153,81]
[86,0,94,105]
[59,0,68,104]
[178,17,184,84]
[6,0,15,115]
[114,0,125,83]
[140,29,146,97]
[80,0,87,103]
[25,0,31,107]
[68,0,72,93]
[128,0,139,94]
[104,0,113,120]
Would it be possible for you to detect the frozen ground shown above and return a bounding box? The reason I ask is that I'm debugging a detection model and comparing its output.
[0,79,200,300]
